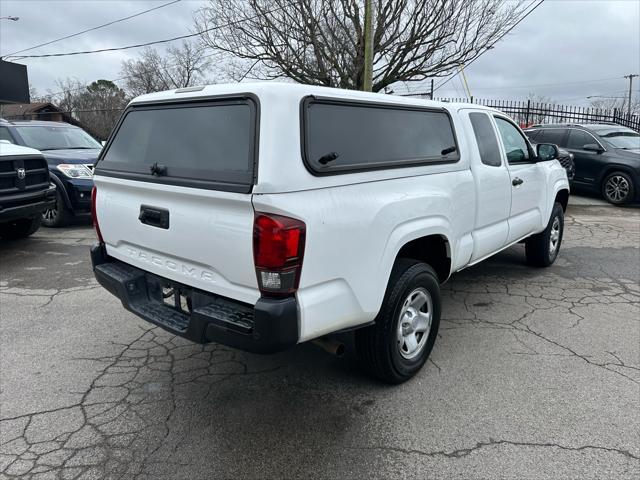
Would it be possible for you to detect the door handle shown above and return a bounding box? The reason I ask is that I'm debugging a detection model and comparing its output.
[512,177,524,186]
[139,205,170,229]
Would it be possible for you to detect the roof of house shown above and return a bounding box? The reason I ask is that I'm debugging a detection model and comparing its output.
[0,102,61,117]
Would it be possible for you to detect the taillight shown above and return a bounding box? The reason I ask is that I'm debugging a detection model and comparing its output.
[253,213,306,296]
[91,186,104,244]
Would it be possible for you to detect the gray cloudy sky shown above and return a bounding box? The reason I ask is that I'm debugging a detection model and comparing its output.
[0,0,638,106]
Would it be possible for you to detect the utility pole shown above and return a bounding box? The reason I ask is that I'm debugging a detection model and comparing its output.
[623,74,638,117]
[362,0,373,92]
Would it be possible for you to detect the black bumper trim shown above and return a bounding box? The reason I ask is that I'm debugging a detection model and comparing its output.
[90,244,299,354]
[0,185,56,223]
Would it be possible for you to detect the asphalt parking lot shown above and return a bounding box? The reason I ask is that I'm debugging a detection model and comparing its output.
[1,195,638,480]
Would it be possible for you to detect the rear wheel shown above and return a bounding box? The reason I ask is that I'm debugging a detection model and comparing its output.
[42,190,71,227]
[525,202,564,267]
[602,171,634,205]
[0,216,42,240]
[355,259,441,384]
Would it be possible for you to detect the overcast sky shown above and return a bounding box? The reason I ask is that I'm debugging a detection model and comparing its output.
[0,0,638,106]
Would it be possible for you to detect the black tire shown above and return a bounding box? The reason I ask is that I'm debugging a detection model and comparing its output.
[42,190,71,227]
[602,171,635,205]
[0,216,42,240]
[355,259,441,384]
[525,202,564,267]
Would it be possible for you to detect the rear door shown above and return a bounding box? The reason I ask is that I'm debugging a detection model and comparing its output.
[93,97,261,304]
[493,115,546,243]
[564,128,604,186]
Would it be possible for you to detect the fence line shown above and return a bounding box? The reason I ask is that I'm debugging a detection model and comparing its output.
[406,95,640,132]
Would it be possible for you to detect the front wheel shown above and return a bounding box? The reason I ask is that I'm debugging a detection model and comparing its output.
[355,259,441,384]
[525,202,564,267]
[42,190,71,227]
[602,171,635,205]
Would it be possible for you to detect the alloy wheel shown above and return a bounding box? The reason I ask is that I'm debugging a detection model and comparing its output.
[549,216,560,256]
[397,287,433,359]
[604,175,630,203]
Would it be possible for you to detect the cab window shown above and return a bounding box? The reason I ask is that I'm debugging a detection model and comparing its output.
[494,117,530,164]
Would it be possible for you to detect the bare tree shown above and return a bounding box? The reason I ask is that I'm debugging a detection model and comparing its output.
[527,93,556,124]
[194,0,530,92]
[39,78,128,140]
[120,40,213,97]
[589,96,639,117]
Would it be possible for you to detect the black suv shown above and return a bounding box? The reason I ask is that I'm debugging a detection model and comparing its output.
[0,119,101,226]
[0,142,56,239]
[524,123,640,204]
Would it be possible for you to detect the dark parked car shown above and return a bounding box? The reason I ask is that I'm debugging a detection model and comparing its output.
[524,123,640,204]
[0,142,56,239]
[0,119,101,226]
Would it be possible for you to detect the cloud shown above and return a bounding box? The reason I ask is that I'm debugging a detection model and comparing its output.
[1,0,638,106]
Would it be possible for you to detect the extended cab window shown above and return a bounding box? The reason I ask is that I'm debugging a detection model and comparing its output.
[494,117,530,164]
[98,99,257,193]
[302,98,458,174]
[469,112,501,166]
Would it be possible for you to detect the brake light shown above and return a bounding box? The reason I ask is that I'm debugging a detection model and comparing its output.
[91,186,104,244]
[253,213,306,296]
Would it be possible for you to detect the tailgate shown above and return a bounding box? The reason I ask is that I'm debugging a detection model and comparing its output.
[94,176,259,304]
[92,95,260,304]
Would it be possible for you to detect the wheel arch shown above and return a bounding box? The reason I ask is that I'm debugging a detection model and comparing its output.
[554,188,569,211]
[598,165,636,185]
[394,233,452,283]
[48,173,73,210]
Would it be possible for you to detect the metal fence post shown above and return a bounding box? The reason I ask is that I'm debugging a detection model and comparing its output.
[525,99,531,126]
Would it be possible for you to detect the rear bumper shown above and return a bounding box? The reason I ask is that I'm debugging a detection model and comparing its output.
[90,244,299,353]
[0,185,56,223]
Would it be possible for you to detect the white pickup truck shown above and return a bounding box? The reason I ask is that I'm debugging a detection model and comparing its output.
[91,83,569,383]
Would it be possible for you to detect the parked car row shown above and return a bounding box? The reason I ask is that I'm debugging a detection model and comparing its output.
[1,112,637,244]
[524,123,640,204]
[0,118,101,226]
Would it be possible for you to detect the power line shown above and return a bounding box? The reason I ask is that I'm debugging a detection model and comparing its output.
[431,0,545,94]
[31,0,351,98]
[11,0,304,60]
[3,0,182,59]
[12,31,201,60]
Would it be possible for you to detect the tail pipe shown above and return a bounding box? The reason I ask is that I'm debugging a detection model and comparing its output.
[311,337,345,357]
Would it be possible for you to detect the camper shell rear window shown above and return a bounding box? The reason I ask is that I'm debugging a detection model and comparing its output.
[301,96,459,175]
[96,96,259,193]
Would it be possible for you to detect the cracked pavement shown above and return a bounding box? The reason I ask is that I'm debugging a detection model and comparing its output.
[1,197,638,479]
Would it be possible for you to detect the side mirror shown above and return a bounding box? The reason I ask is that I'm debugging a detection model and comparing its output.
[583,143,603,153]
[536,143,559,162]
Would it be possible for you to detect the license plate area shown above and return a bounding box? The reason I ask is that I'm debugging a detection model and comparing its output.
[146,275,193,315]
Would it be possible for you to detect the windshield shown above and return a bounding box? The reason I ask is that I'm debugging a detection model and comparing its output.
[14,125,101,151]
[590,126,640,149]
[601,132,640,149]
